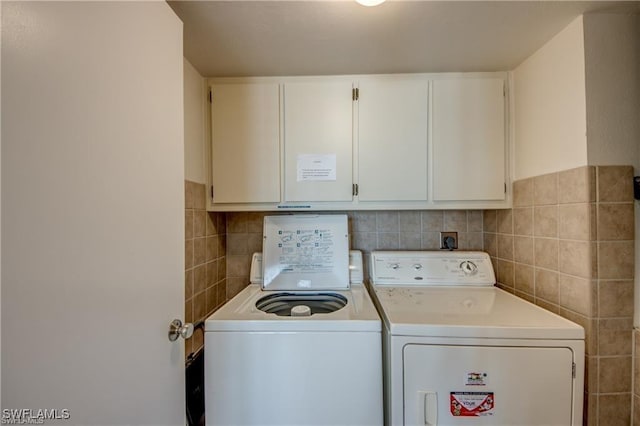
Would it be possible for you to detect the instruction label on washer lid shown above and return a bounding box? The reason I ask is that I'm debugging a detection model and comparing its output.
[450,392,494,417]
[262,215,349,290]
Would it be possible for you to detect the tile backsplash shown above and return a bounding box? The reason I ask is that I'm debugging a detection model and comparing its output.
[224,210,484,298]
[184,181,226,358]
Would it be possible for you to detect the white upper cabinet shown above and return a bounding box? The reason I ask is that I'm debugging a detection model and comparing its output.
[211,83,281,203]
[357,78,429,202]
[283,80,354,202]
[431,77,506,201]
[207,73,509,211]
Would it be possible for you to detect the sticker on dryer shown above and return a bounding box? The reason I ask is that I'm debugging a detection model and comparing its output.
[450,392,494,417]
[465,372,488,386]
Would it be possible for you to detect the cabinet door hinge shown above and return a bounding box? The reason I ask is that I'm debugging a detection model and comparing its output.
[210,185,214,200]
[504,183,507,194]
[352,184,359,196]
[572,362,576,378]
[352,88,359,101]
[209,91,213,103]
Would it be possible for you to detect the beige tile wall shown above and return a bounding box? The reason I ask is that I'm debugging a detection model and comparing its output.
[225,210,484,298]
[184,181,226,358]
[635,330,640,425]
[484,165,635,426]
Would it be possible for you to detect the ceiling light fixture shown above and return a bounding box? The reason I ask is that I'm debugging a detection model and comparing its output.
[355,0,386,6]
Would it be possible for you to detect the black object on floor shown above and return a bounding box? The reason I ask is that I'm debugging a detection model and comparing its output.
[186,340,205,425]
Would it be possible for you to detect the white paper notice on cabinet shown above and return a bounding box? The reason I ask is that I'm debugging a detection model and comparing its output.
[296,154,336,182]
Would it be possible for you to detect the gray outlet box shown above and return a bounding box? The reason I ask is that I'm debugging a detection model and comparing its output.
[440,232,458,250]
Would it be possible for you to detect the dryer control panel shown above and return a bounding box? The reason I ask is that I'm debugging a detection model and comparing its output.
[369,251,495,286]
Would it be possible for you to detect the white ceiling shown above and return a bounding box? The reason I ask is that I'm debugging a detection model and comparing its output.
[168,0,640,77]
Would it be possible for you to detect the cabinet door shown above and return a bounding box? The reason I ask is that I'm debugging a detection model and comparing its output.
[211,83,280,203]
[432,78,505,201]
[284,81,353,202]
[358,79,429,201]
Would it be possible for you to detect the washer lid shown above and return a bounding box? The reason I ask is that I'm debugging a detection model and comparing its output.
[262,215,349,291]
[250,250,364,285]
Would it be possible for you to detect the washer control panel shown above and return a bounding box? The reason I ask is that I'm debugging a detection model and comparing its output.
[370,251,495,286]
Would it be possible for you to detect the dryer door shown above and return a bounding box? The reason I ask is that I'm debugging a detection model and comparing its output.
[403,344,576,425]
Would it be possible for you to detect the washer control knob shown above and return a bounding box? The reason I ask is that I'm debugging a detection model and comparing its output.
[413,264,423,270]
[460,261,478,276]
[389,263,400,270]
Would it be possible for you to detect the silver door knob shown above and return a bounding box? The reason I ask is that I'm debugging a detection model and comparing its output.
[168,319,194,341]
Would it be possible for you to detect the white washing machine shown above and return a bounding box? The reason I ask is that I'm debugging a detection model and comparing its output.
[368,250,585,426]
[205,215,382,426]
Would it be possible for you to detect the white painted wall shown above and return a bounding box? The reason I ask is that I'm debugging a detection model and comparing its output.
[2,2,185,423]
[581,14,640,326]
[514,13,640,326]
[184,58,208,184]
[513,16,588,180]
[584,14,640,168]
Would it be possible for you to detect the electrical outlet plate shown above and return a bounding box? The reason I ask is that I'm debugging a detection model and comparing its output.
[440,231,458,250]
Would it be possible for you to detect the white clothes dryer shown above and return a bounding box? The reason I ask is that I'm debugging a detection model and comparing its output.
[368,250,585,426]
[205,215,382,426]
